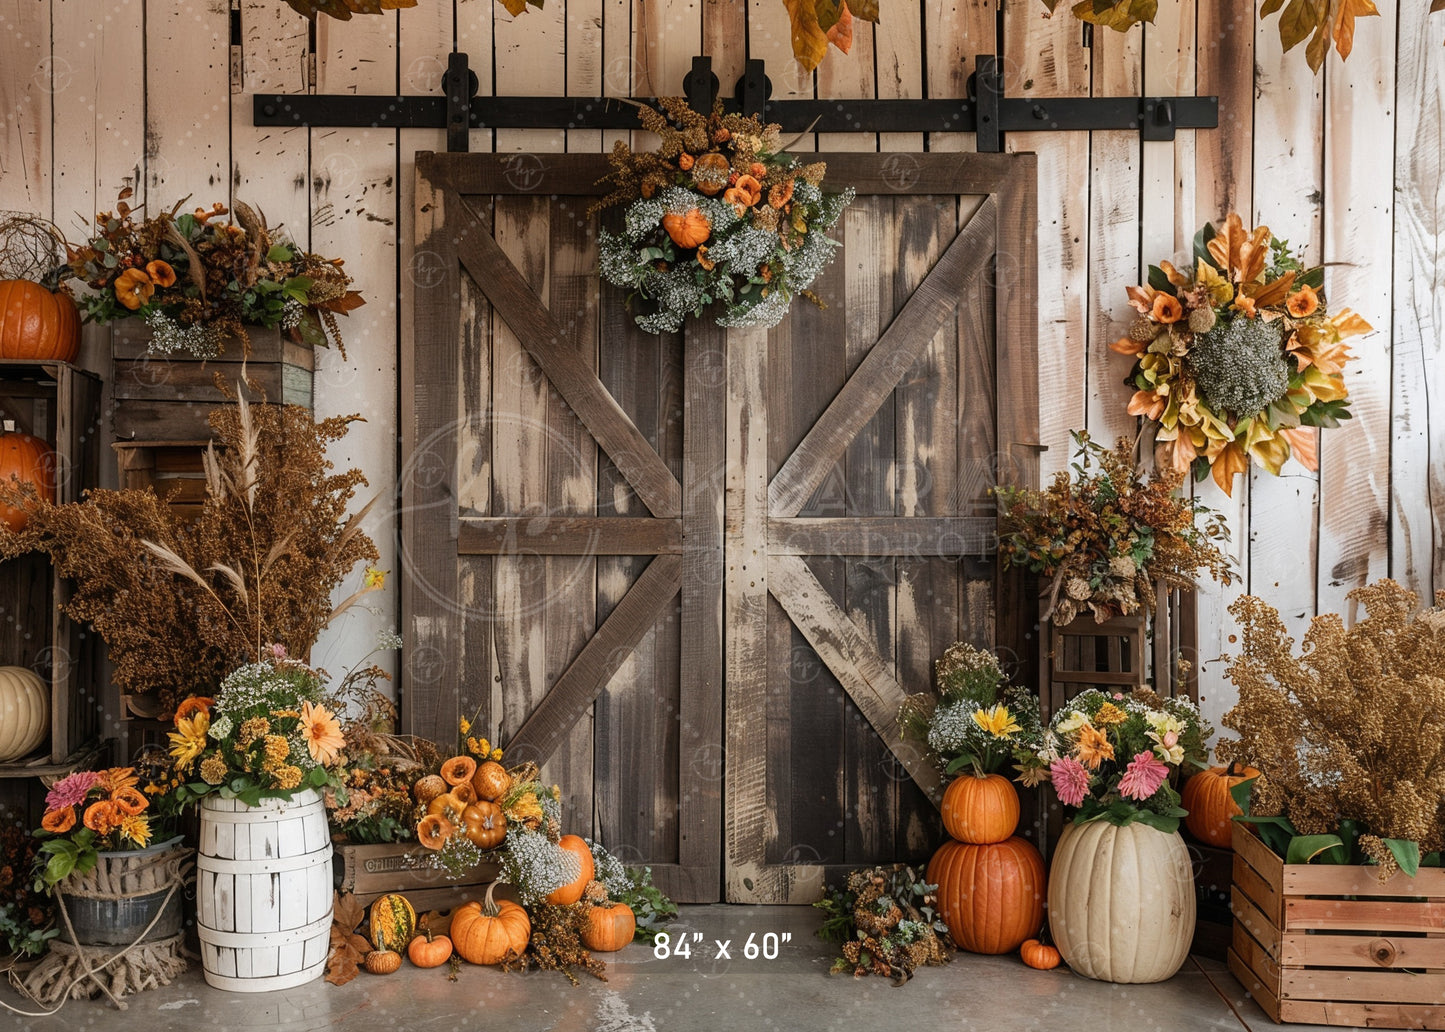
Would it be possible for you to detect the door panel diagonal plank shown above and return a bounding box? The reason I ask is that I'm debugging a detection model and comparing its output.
[447,190,683,518]
[505,552,682,765]
[767,554,943,805]
[768,196,997,518]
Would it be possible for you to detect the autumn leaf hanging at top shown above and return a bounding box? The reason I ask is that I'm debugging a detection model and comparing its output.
[1260,0,1379,73]
[1040,0,1159,31]
[283,0,419,19]
[785,0,880,73]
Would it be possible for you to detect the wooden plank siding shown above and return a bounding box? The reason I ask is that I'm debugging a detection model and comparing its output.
[1,0,1434,868]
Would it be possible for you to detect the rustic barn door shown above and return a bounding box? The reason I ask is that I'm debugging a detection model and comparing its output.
[405,152,1037,904]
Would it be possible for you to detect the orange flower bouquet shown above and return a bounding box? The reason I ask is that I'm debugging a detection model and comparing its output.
[33,766,174,890]
[1111,214,1373,496]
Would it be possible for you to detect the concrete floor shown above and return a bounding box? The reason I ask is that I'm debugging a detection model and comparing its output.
[0,906,1335,1032]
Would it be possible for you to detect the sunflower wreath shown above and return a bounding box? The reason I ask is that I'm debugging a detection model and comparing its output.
[1110,213,1372,497]
[593,99,853,334]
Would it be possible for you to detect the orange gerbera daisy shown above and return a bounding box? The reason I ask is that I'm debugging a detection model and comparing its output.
[299,700,344,766]
[113,267,154,310]
[1285,285,1319,318]
[1074,723,1116,771]
[40,808,75,834]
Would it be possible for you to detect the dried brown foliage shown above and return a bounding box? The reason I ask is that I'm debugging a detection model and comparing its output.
[1217,580,1445,850]
[0,396,378,712]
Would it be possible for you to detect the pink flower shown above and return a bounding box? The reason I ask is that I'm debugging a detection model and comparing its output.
[1118,751,1171,801]
[44,770,100,812]
[265,643,288,659]
[1050,756,1092,808]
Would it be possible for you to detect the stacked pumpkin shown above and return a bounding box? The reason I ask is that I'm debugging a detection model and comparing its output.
[926,772,1045,955]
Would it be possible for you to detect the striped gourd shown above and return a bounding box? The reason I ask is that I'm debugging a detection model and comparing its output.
[369,893,416,953]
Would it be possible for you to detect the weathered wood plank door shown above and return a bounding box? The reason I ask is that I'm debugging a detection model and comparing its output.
[405,152,1037,904]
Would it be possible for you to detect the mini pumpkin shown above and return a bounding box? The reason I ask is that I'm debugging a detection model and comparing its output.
[365,949,403,975]
[662,209,711,250]
[413,773,448,804]
[582,901,636,952]
[416,813,454,850]
[1020,938,1062,970]
[462,800,507,851]
[441,755,477,787]
[451,882,531,965]
[408,925,453,968]
[427,791,468,823]
[471,760,511,802]
[1182,761,1261,849]
[369,893,417,953]
[691,152,731,195]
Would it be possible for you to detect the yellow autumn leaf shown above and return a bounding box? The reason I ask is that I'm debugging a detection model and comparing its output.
[1195,258,1235,305]
[1330,308,1373,339]
[784,0,830,72]
[1332,0,1380,62]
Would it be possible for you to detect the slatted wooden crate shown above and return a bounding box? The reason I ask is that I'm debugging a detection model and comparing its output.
[333,841,501,911]
[1229,822,1445,1028]
[110,323,313,440]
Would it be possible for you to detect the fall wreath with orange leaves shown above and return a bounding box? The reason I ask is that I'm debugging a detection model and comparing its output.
[1111,214,1372,497]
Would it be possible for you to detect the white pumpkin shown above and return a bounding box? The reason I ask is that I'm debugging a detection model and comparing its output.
[0,666,49,763]
[1047,819,1195,983]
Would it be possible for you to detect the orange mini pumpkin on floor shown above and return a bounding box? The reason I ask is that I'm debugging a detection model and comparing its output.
[582,901,636,952]
[407,925,453,968]
[451,883,531,965]
[1020,938,1062,970]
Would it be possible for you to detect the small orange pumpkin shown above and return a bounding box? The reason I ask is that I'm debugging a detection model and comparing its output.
[545,835,596,906]
[407,925,454,968]
[441,755,477,787]
[1182,761,1261,848]
[451,882,531,965]
[462,800,507,850]
[582,901,636,952]
[941,772,1020,844]
[471,760,511,802]
[0,431,55,533]
[690,152,731,195]
[1020,938,1062,970]
[416,813,454,850]
[662,209,711,250]
[0,280,80,363]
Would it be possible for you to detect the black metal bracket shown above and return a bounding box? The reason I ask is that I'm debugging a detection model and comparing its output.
[253,53,1217,154]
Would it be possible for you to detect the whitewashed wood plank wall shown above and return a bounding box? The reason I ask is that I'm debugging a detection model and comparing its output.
[0,0,1439,742]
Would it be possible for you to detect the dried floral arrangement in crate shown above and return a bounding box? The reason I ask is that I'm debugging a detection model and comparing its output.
[1218,579,1445,879]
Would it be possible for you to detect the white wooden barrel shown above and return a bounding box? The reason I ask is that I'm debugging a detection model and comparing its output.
[196,788,333,992]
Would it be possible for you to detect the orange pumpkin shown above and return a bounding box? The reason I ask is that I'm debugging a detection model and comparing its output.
[407,926,454,968]
[582,902,636,952]
[0,431,55,532]
[662,209,712,250]
[364,949,402,974]
[449,781,477,805]
[690,152,731,196]
[427,791,468,823]
[1020,937,1062,970]
[413,773,448,804]
[0,280,80,363]
[441,755,477,787]
[416,813,454,850]
[927,836,1045,955]
[545,835,595,905]
[1182,761,1260,849]
[451,882,531,965]
[941,773,1020,844]
[462,800,507,850]
[471,760,511,802]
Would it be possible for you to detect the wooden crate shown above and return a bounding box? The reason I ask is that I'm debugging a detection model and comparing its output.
[0,361,105,768]
[110,322,313,440]
[333,841,502,911]
[1229,822,1445,1028]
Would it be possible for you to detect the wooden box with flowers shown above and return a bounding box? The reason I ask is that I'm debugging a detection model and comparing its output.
[1219,579,1445,1030]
